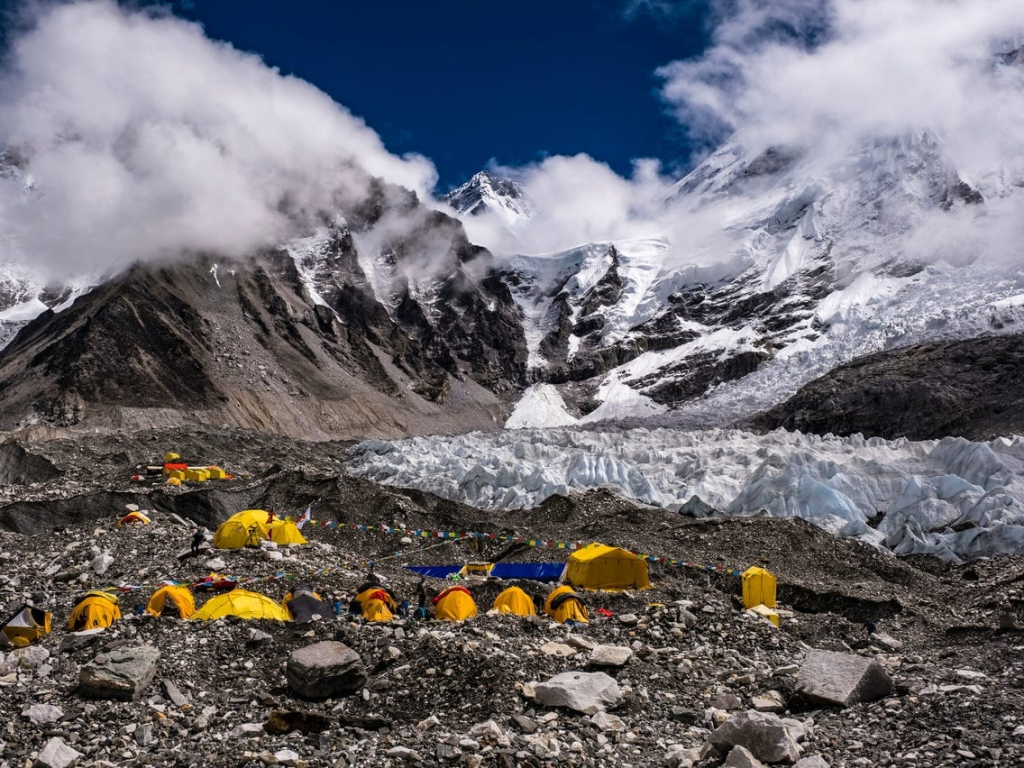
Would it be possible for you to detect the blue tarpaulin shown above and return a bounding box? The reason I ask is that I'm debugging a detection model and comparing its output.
[406,563,566,581]
[405,566,462,579]
[490,563,565,581]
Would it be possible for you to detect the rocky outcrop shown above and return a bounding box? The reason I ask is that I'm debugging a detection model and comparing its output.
[706,711,802,764]
[756,335,1024,440]
[795,649,893,707]
[79,645,160,700]
[533,671,622,714]
[285,641,367,701]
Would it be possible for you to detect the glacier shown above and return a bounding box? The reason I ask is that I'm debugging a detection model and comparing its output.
[347,426,1024,563]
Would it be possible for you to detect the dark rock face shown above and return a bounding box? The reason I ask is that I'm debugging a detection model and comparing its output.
[0,443,62,485]
[756,334,1024,440]
[0,181,528,439]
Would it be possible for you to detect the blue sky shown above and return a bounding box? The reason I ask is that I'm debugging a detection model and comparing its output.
[167,1,712,191]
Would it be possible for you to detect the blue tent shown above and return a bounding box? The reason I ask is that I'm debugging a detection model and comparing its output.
[489,563,565,581]
[406,565,462,579]
[405,563,566,581]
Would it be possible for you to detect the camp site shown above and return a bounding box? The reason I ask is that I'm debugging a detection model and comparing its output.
[0,440,1019,767]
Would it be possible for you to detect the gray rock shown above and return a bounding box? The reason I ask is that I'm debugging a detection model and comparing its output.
[534,671,622,714]
[135,723,156,747]
[589,645,633,667]
[79,645,160,701]
[566,634,597,651]
[385,746,421,762]
[723,745,766,768]
[591,711,627,732]
[512,714,538,734]
[793,757,830,768]
[35,736,82,768]
[707,710,801,764]
[163,678,189,707]
[751,690,786,713]
[711,693,743,711]
[796,649,893,707]
[664,744,699,768]
[540,641,576,657]
[617,613,640,626]
[60,628,105,654]
[285,641,366,701]
[24,703,63,726]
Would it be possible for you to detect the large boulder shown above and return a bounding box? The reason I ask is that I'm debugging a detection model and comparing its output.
[706,710,801,764]
[79,645,160,701]
[796,649,893,707]
[35,736,82,768]
[534,671,622,714]
[286,641,366,700]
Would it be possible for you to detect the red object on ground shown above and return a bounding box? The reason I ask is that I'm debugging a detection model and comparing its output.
[597,608,615,618]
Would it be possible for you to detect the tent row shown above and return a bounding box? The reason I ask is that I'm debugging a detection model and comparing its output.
[406,542,651,592]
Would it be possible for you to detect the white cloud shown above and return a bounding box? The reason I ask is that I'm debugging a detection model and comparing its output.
[0,0,437,279]
[658,0,1024,177]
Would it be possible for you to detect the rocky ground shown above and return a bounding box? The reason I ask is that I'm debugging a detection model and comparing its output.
[1,428,1023,767]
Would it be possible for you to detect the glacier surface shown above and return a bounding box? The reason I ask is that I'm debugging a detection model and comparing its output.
[347,427,1024,562]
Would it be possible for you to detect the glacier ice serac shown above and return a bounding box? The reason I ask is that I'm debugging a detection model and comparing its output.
[347,427,1024,563]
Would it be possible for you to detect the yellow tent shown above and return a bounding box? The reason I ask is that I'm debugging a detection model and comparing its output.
[434,586,477,622]
[213,510,307,549]
[146,585,196,619]
[268,519,307,545]
[68,591,121,631]
[742,566,777,610]
[118,511,151,527]
[192,590,291,621]
[544,585,589,624]
[492,586,536,616]
[354,587,397,622]
[0,605,51,647]
[566,543,650,591]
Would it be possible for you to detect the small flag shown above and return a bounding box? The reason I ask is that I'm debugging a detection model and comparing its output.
[296,505,312,530]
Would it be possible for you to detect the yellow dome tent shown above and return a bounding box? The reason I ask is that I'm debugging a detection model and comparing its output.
[146,585,195,619]
[118,510,151,527]
[213,510,307,549]
[354,587,397,622]
[741,566,777,610]
[492,586,536,616]
[192,590,291,621]
[565,543,650,591]
[0,604,51,647]
[544,585,589,624]
[68,591,121,631]
[434,586,477,622]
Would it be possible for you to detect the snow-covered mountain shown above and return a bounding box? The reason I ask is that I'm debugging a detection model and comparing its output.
[490,127,1024,432]
[444,171,531,228]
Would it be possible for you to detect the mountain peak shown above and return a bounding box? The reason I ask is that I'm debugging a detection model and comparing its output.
[445,170,532,225]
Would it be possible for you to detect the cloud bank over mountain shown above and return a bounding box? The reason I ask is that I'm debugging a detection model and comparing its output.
[0,0,436,278]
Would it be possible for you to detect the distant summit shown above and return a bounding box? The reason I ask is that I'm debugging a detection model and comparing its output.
[444,171,531,226]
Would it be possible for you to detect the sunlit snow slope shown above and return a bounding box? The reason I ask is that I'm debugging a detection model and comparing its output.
[348,427,1024,562]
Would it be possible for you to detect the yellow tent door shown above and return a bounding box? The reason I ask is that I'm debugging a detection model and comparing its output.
[742,566,777,609]
[146,585,196,619]
[192,590,291,621]
[566,543,650,591]
[434,586,477,621]
[68,592,121,631]
[544,585,589,624]
[355,587,397,622]
[492,586,536,616]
